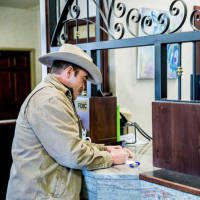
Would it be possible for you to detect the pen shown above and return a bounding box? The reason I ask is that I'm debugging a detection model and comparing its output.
[129,161,140,168]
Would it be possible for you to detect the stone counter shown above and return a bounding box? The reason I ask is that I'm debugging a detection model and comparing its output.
[82,142,200,200]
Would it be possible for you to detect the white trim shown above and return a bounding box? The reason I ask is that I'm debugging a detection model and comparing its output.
[0,119,16,124]
[40,0,48,79]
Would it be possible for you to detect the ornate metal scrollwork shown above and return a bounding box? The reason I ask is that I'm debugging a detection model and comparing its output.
[55,2,81,45]
[168,0,187,33]
[113,2,126,18]
[126,8,141,37]
[141,13,170,35]
[51,0,200,46]
[69,3,80,19]
[108,0,126,39]
[140,0,186,35]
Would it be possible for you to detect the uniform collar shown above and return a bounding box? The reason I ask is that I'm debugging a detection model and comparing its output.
[44,73,73,99]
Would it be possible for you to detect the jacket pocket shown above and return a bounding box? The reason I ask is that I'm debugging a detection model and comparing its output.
[40,168,67,198]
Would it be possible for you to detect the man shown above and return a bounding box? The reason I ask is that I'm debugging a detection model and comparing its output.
[6,44,132,200]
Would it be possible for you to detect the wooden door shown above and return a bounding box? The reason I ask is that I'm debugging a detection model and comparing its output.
[0,50,31,199]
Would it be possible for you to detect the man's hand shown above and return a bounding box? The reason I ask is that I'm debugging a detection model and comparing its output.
[106,146,134,165]
[122,148,133,158]
[110,149,129,165]
[106,145,122,152]
[106,146,133,158]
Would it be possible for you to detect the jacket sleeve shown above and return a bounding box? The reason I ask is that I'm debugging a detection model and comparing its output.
[27,94,112,170]
[85,141,107,151]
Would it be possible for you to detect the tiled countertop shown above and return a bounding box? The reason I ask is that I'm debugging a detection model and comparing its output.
[83,142,154,177]
[82,142,200,200]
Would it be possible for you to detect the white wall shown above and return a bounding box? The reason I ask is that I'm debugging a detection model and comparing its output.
[108,0,200,137]
[0,6,41,85]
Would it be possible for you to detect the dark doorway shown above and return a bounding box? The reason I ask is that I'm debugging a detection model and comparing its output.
[0,50,32,199]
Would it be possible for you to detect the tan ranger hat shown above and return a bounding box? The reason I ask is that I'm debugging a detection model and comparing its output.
[38,44,102,85]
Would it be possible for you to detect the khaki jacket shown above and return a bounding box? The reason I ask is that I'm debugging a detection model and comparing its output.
[6,74,112,200]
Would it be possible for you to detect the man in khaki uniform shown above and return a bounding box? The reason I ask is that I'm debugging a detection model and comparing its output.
[6,44,132,200]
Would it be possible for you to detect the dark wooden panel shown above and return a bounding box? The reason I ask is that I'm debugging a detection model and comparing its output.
[0,51,16,69]
[152,101,200,176]
[0,51,30,69]
[0,50,31,119]
[0,122,15,199]
[13,71,31,104]
[0,72,12,106]
[0,52,10,68]
[14,51,30,69]
[89,97,117,144]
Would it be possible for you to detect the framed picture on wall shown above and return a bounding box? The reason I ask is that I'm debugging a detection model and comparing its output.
[167,43,180,79]
[137,45,155,79]
[137,43,180,79]
[137,8,181,79]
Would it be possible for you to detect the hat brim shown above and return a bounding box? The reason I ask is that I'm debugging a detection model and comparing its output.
[38,52,102,85]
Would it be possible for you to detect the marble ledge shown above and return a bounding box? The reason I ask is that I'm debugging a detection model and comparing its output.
[83,142,154,178]
[82,142,200,200]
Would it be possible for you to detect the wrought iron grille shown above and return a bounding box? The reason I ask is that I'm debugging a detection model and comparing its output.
[51,0,200,46]
[49,0,200,102]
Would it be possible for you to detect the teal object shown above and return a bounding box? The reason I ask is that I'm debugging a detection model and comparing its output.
[117,105,120,142]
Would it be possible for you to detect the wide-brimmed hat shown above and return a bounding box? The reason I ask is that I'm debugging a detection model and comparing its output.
[38,44,102,85]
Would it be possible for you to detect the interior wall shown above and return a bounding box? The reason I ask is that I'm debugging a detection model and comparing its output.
[108,0,200,137]
[0,6,41,86]
[58,0,199,138]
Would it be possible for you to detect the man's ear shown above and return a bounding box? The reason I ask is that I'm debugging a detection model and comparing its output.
[65,66,74,78]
